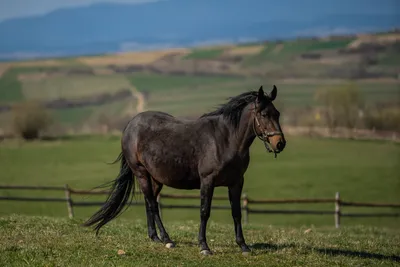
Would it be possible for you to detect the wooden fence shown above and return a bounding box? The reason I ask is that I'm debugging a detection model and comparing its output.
[1,185,399,228]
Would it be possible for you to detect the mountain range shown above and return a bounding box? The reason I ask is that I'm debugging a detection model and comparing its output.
[0,0,399,60]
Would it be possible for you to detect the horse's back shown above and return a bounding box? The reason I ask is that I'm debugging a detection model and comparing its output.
[121,111,226,189]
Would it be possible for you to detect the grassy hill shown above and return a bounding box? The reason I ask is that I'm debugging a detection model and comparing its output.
[0,30,399,135]
[1,214,399,266]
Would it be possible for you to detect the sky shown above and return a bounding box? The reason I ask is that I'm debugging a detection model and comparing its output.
[0,0,159,21]
[0,0,399,22]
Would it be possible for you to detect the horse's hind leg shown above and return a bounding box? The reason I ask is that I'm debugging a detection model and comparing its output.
[134,167,161,242]
[151,178,174,247]
[135,169,174,246]
[144,196,161,242]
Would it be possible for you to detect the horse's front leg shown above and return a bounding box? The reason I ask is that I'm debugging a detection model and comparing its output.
[229,178,251,254]
[198,179,215,255]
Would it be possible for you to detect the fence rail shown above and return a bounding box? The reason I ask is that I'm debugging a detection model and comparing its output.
[1,185,399,228]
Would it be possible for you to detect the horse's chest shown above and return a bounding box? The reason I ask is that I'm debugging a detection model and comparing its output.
[214,156,249,186]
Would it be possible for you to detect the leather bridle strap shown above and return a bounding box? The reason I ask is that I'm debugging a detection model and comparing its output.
[252,104,283,157]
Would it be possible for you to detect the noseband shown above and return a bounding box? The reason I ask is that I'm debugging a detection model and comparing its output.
[252,104,283,158]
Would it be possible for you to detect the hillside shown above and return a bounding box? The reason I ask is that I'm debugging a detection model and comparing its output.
[1,215,399,266]
[0,30,399,137]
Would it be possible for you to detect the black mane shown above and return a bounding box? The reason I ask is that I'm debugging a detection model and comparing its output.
[200,91,259,127]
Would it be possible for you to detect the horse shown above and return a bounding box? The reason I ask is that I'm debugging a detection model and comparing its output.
[83,85,286,255]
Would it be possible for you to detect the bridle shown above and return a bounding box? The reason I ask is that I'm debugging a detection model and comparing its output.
[252,102,284,158]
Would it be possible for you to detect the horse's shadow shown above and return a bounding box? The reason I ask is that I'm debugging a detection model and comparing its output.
[250,243,400,262]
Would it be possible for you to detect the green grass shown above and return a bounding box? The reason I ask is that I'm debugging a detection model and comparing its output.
[0,215,399,266]
[52,106,95,125]
[21,75,132,101]
[0,65,95,103]
[142,80,399,117]
[184,48,224,60]
[50,97,134,125]
[144,80,259,116]
[86,98,134,123]
[283,39,353,54]
[244,39,353,66]
[0,69,24,103]
[378,49,400,66]
[0,136,399,228]
[128,73,242,93]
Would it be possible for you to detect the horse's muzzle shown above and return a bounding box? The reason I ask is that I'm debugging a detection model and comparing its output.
[275,140,286,152]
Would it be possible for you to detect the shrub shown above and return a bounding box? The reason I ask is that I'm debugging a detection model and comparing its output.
[314,83,365,132]
[12,101,53,140]
[363,105,400,132]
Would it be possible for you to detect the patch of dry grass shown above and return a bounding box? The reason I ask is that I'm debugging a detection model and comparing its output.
[77,48,190,66]
[348,33,400,49]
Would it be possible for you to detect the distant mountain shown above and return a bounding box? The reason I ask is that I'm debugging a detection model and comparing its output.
[0,0,399,61]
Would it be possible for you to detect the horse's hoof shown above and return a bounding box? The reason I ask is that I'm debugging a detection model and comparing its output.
[200,250,213,256]
[242,251,251,256]
[165,242,175,248]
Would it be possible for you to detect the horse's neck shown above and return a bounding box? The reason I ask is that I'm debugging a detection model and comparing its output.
[234,106,256,154]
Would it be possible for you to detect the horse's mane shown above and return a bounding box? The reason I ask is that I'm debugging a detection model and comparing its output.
[200,91,259,128]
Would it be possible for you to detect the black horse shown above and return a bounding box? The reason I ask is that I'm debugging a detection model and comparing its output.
[83,85,286,255]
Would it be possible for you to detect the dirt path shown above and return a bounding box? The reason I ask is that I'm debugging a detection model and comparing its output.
[131,85,146,113]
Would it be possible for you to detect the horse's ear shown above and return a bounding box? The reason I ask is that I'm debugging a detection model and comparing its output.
[257,86,264,101]
[269,85,277,101]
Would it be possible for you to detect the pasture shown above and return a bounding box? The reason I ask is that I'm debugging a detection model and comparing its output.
[0,31,398,132]
[140,79,400,115]
[21,75,132,101]
[0,214,399,266]
[0,135,399,228]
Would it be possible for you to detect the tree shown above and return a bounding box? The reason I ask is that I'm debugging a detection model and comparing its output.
[314,83,365,132]
[12,101,53,140]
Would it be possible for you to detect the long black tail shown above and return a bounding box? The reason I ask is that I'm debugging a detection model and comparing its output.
[82,152,134,235]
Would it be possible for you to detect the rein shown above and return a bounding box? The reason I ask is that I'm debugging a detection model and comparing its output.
[252,107,283,158]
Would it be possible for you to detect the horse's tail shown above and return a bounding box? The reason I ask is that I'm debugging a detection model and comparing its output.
[82,151,134,235]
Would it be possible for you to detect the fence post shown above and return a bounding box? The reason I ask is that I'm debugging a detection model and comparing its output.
[157,194,162,219]
[64,184,74,219]
[242,193,249,224]
[335,192,340,228]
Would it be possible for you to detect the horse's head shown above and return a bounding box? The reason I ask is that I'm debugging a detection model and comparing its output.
[253,85,286,154]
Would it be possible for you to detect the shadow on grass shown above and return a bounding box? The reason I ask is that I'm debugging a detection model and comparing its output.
[250,243,400,262]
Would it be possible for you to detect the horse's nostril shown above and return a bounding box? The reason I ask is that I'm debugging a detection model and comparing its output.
[276,141,285,151]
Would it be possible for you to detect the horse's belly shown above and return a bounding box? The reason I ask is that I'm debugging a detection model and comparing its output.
[146,161,200,190]
[163,177,201,190]
[156,172,201,190]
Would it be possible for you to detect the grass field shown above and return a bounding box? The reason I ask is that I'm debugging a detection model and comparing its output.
[141,79,400,117]
[0,32,398,133]
[21,75,133,101]
[0,74,398,131]
[0,68,24,103]
[1,215,399,266]
[183,47,225,60]
[0,135,399,229]
[128,73,242,93]
[243,39,354,66]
